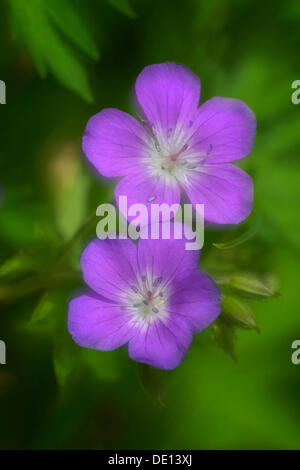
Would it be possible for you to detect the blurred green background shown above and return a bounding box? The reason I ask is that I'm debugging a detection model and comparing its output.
[1,0,300,450]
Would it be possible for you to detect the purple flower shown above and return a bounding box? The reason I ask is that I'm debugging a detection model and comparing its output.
[83,62,256,224]
[68,230,221,369]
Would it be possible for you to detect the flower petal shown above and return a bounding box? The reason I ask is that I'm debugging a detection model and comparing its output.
[68,293,134,351]
[137,227,200,283]
[81,238,139,302]
[128,319,193,369]
[169,269,221,333]
[115,170,181,225]
[82,109,149,177]
[135,62,200,137]
[184,163,253,224]
[188,97,256,163]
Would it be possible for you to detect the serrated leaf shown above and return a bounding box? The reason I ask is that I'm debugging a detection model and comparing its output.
[46,0,99,60]
[107,0,137,18]
[8,0,94,101]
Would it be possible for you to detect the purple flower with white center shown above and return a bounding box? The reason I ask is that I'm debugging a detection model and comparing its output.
[83,62,256,224]
[68,230,221,369]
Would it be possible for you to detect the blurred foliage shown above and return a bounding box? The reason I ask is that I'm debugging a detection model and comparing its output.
[0,0,300,450]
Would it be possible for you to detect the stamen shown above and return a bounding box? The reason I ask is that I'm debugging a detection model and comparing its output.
[187,164,197,170]
[152,307,159,314]
[155,141,161,152]
[143,300,149,306]
[153,276,163,287]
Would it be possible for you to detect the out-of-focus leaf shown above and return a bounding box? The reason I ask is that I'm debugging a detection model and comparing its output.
[212,318,237,362]
[0,237,54,281]
[46,143,91,241]
[8,0,94,101]
[54,329,79,387]
[256,163,300,250]
[222,56,292,121]
[80,349,121,382]
[107,0,137,18]
[137,363,167,406]
[45,0,99,60]
[221,296,259,332]
[0,250,38,279]
[30,291,56,324]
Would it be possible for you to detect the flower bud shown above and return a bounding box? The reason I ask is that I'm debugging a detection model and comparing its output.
[212,319,237,362]
[221,296,259,332]
[229,275,280,300]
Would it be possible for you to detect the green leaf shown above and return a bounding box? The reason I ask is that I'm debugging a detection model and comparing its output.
[54,329,79,387]
[137,363,167,406]
[47,147,91,241]
[0,240,53,281]
[107,0,137,18]
[30,291,56,324]
[45,0,99,60]
[212,318,238,363]
[0,250,37,279]
[221,296,259,332]
[80,349,120,382]
[8,0,94,101]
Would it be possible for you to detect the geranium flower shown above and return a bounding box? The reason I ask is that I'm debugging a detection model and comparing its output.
[83,62,256,224]
[68,229,221,369]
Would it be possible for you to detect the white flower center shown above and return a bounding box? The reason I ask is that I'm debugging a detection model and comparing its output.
[141,122,209,187]
[124,273,169,328]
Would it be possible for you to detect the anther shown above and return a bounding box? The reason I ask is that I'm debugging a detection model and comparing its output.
[152,307,159,314]
[155,141,161,152]
[153,276,163,287]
